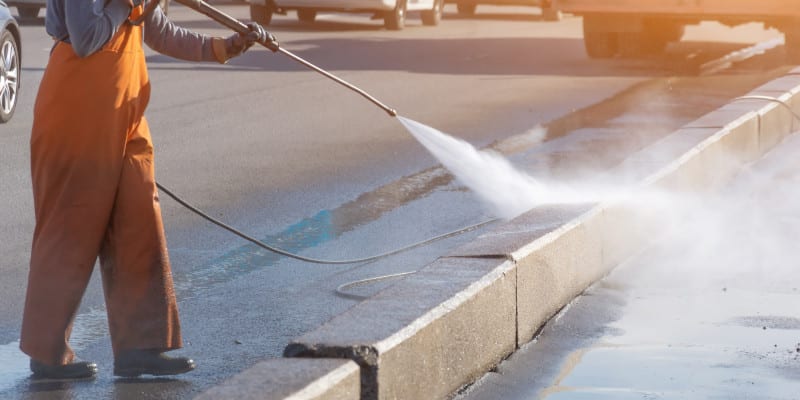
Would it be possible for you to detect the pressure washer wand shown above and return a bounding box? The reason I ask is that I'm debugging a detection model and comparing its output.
[172,0,398,117]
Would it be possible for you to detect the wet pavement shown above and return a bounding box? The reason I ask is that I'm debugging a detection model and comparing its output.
[458,122,800,400]
[0,4,795,399]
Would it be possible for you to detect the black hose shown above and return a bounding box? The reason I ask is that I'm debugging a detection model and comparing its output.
[156,182,497,265]
[731,95,800,123]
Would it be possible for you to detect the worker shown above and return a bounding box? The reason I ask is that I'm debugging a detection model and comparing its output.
[19,0,277,380]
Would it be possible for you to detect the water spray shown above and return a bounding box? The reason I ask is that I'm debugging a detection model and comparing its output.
[173,0,398,117]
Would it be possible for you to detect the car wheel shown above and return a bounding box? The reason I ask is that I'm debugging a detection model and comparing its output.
[421,0,443,26]
[250,3,273,25]
[17,6,39,19]
[456,2,476,16]
[0,30,20,124]
[384,0,406,30]
[297,9,316,23]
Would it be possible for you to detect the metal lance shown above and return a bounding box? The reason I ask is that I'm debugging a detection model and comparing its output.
[172,0,398,117]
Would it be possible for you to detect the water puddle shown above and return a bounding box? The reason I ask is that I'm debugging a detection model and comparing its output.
[729,315,800,330]
[0,341,28,393]
[0,308,109,395]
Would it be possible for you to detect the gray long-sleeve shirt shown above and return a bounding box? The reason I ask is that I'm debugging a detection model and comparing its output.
[46,0,219,61]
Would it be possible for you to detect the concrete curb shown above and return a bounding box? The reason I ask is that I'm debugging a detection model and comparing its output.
[196,68,800,400]
[284,257,516,400]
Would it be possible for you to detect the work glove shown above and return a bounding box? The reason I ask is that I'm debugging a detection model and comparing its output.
[224,22,279,59]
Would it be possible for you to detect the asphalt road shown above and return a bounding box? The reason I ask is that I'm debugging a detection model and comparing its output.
[0,3,789,398]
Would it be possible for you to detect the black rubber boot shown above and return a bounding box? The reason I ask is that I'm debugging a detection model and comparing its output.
[114,349,195,378]
[30,359,98,380]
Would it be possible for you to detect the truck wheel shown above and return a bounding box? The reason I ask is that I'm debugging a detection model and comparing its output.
[297,9,316,23]
[640,19,684,55]
[384,0,406,30]
[456,2,476,16]
[582,16,618,58]
[585,31,618,58]
[17,6,39,19]
[421,0,443,26]
[541,7,561,22]
[250,3,273,25]
[617,32,646,58]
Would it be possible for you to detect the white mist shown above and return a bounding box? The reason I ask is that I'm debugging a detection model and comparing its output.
[398,116,581,220]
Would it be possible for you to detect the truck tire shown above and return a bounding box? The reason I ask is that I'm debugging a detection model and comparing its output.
[250,3,273,25]
[617,32,648,58]
[456,2,476,16]
[542,7,561,22]
[582,15,619,58]
[585,31,618,58]
[640,19,684,55]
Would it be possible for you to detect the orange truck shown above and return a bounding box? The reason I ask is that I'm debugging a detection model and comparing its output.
[552,0,799,61]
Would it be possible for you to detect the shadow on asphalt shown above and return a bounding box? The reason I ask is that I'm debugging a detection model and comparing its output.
[145,35,760,78]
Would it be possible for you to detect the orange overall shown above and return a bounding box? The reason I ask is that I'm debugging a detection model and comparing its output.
[20,8,182,366]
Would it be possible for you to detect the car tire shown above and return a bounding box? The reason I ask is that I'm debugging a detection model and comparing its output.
[250,3,273,25]
[297,9,316,23]
[421,0,443,26]
[384,0,406,30]
[0,30,20,124]
[456,2,476,16]
[17,6,39,19]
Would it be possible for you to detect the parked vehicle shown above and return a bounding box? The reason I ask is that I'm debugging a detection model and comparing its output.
[6,0,41,19]
[445,0,560,20]
[553,0,800,61]
[249,0,444,30]
[0,0,19,123]
[4,0,170,20]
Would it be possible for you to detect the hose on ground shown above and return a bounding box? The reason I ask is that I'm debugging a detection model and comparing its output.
[156,182,497,265]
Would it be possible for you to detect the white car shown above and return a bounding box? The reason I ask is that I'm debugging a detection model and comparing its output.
[249,0,444,30]
[445,0,560,20]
